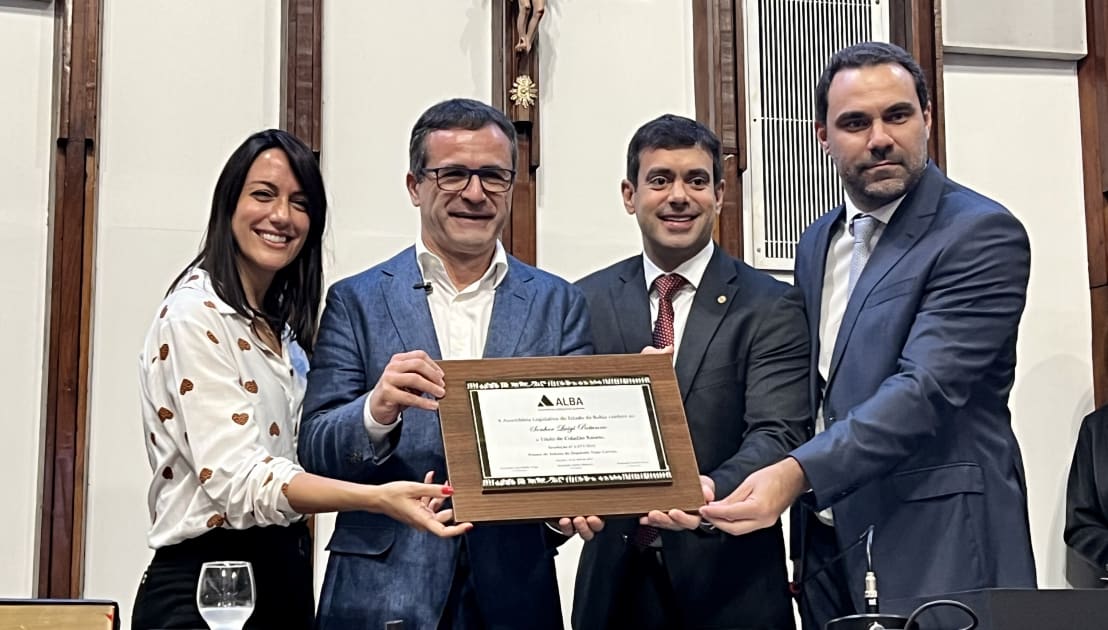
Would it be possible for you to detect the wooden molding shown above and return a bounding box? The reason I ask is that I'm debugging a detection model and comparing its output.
[889,0,946,170]
[1079,0,1108,406]
[1093,0,1108,194]
[280,0,323,545]
[1092,287,1108,408]
[693,0,745,259]
[492,0,538,265]
[39,0,103,598]
[282,0,322,152]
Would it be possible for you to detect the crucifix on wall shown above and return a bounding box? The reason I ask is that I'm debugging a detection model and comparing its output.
[492,0,546,265]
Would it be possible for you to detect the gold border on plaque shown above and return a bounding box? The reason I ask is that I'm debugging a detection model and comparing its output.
[468,376,672,492]
[437,353,703,523]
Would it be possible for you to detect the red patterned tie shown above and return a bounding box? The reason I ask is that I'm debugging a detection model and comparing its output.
[651,273,687,349]
[632,273,688,548]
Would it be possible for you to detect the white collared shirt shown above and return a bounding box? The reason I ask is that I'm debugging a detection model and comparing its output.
[812,196,902,524]
[416,238,510,360]
[362,240,509,435]
[139,268,306,548]
[816,196,903,405]
[642,240,715,360]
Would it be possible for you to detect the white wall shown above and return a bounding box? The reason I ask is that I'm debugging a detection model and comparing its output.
[943,54,1093,588]
[85,0,282,623]
[320,0,492,283]
[0,0,55,598]
[535,1,696,279]
[941,0,1086,59]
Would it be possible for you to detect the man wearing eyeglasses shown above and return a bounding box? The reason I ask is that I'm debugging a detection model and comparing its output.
[299,98,600,630]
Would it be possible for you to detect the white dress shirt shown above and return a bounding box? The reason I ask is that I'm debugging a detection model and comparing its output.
[813,196,902,524]
[642,240,715,359]
[816,196,903,405]
[139,268,306,548]
[362,239,509,436]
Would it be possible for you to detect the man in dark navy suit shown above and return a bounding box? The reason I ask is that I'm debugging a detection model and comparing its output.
[572,114,810,630]
[700,42,1037,629]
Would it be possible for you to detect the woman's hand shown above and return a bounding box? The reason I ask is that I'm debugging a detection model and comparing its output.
[373,473,472,538]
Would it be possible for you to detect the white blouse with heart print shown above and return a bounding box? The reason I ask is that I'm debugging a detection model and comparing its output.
[138,268,307,549]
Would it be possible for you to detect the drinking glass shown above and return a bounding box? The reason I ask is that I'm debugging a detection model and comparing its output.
[196,560,255,630]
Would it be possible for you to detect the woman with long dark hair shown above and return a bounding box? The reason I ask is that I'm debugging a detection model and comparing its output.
[132,130,468,629]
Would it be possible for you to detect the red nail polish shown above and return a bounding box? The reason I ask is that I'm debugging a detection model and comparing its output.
[442,486,454,496]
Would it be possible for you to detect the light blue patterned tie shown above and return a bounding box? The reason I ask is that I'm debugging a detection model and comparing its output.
[848,214,878,294]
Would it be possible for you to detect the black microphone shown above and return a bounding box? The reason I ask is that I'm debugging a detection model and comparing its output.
[412,281,433,294]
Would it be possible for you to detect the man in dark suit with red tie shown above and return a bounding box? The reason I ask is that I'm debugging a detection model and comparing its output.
[571,114,810,630]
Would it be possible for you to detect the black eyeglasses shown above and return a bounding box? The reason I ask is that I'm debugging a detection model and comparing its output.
[420,166,516,193]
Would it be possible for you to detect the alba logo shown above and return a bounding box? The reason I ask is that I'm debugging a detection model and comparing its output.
[537,395,584,408]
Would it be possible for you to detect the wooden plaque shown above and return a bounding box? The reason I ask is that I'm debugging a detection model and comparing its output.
[437,353,703,523]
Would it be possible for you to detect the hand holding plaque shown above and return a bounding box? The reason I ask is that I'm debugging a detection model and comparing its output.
[631,343,706,530]
[436,353,704,523]
[639,474,715,531]
[551,515,606,540]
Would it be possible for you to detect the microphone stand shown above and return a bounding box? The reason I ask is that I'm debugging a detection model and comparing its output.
[823,525,912,630]
[802,524,979,629]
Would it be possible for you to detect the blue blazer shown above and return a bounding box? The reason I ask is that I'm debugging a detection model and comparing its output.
[791,163,1037,612]
[299,247,592,629]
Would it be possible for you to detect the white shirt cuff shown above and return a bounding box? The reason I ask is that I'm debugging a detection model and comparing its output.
[363,389,401,461]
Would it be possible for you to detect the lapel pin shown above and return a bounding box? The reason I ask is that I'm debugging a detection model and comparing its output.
[717,295,727,304]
